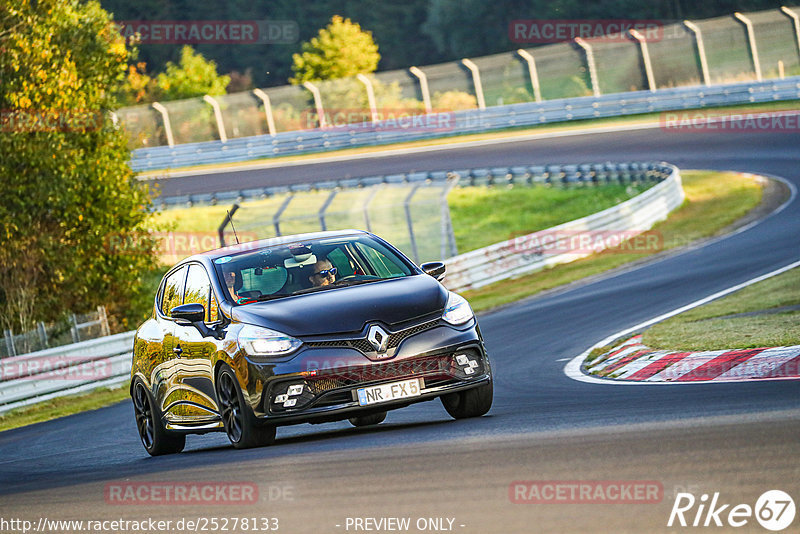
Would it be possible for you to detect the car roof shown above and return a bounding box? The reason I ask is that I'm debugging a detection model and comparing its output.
[184,229,369,264]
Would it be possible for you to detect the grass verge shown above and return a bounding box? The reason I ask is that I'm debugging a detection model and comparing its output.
[463,170,764,313]
[642,266,800,351]
[0,386,129,433]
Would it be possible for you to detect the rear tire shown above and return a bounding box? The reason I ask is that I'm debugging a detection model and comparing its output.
[216,367,276,449]
[441,381,493,419]
[132,380,186,456]
[348,411,387,427]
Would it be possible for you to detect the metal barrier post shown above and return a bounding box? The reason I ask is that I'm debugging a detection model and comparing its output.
[318,189,338,231]
[151,102,175,147]
[629,29,657,92]
[357,74,379,123]
[37,322,48,348]
[273,194,294,236]
[252,89,277,137]
[734,13,763,81]
[4,329,15,357]
[409,67,432,113]
[404,184,423,263]
[440,175,460,259]
[461,58,486,109]
[98,306,110,337]
[684,21,711,86]
[574,38,601,97]
[203,95,228,142]
[516,49,542,102]
[302,81,327,128]
[70,315,80,343]
[782,7,800,60]
[363,185,381,232]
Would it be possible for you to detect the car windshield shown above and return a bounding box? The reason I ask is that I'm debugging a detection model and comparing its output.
[212,234,416,304]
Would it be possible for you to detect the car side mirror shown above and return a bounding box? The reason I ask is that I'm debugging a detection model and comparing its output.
[170,303,205,324]
[420,261,446,281]
[171,303,224,339]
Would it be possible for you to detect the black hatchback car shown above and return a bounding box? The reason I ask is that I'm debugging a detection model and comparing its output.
[131,230,492,455]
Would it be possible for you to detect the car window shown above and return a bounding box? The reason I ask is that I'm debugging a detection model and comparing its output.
[355,242,408,277]
[184,264,213,321]
[161,266,187,316]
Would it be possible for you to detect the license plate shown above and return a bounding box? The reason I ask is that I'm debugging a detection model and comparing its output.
[357,378,423,406]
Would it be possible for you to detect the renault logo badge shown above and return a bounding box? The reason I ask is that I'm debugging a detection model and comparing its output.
[367,325,389,353]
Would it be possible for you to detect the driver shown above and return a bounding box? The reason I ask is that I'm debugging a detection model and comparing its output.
[308,257,338,287]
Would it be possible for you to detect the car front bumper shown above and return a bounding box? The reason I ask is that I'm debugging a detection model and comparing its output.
[240,321,491,426]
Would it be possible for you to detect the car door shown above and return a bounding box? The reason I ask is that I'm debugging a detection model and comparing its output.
[153,265,187,420]
[172,263,221,422]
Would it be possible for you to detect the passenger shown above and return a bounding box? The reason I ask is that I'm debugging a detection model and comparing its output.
[224,270,241,300]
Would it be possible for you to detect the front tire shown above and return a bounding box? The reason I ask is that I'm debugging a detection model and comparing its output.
[216,367,276,449]
[349,411,387,427]
[132,380,185,456]
[441,381,493,419]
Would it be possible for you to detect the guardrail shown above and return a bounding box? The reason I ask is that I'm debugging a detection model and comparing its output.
[0,331,134,415]
[443,163,684,291]
[131,77,800,172]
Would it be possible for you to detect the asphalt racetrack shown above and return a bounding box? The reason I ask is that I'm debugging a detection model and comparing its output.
[1,124,799,533]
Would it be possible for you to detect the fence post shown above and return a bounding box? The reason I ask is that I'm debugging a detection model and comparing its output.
[574,38,601,97]
[3,329,15,357]
[733,13,762,82]
[404,184,423,264]
[252,88,277,137]
[409,67,432,113]
[273,194,294,237]
[461,58,486,109]
[302,81,327,129]
[151,102,175,147]
[516,49,542,102]
[203,95,228,143]
[440,174,460,259]
[629,29,657,92]
[318,189,338,231]
[683,21,711,86]
[357,74,379,123]
[37,322,49,348]
[362,185,381,232]
[781,7,800,61]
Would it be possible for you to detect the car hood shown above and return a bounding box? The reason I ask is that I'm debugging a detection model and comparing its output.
[231,274,448,336]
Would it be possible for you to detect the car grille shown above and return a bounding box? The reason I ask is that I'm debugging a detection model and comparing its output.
[304,319,440,355]
[305,353,453,395]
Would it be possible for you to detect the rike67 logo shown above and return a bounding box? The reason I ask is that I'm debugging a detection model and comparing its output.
[668,490,796,531]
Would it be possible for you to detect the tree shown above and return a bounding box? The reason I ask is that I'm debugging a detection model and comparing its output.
[0,0,158,333]
[290,15,379,84]
[153,45,230,101]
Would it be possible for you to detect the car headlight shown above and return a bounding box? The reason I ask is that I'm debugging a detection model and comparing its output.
[238,324,302,357]
[442,292,474,325]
